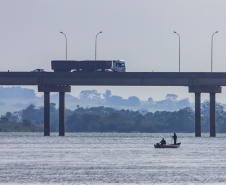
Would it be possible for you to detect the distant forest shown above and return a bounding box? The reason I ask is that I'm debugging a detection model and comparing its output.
[0,87,193,114]
[1,101,226,133]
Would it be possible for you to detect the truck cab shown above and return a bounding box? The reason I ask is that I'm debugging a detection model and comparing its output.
[112,60,126,72]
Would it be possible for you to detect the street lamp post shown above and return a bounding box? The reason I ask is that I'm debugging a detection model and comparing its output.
[174,31,180,72]
[211,31,218,72]
[60,32,67,60]
[95,31,102,61]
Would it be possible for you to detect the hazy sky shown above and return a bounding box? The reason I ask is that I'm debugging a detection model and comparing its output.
[1,0,226,102]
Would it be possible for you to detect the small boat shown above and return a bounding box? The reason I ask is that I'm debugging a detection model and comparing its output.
[154,142,181,148]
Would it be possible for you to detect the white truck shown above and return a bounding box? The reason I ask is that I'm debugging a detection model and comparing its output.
[51,60,126,72]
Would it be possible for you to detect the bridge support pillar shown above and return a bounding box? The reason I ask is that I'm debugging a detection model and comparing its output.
[44,92,50,136]
[189,86,221,137]
[59,92,65,136]
[38,85,71,136]
[210,93,216,137]
[195,93,201,137]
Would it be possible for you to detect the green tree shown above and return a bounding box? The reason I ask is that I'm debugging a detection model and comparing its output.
[22,119,33,127]
[126,96,140,107]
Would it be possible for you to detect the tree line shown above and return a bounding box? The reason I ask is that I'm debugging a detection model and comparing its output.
[1,101,226,133]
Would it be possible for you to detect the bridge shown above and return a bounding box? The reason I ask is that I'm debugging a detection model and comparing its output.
[1,71,225,137]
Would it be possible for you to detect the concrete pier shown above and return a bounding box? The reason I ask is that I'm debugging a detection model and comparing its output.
[38,85,71,136]
[189,86,221,137]
[44,92,50,136]
[59,92,65,136]
[195,93,201,137]
[210,93,216,137]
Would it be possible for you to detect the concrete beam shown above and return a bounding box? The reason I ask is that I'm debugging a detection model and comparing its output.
[189,86,222,93]
[38,85,71,92]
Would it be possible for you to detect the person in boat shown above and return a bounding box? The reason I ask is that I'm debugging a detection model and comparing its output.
[160,138,166,145]
[172,133,177,145]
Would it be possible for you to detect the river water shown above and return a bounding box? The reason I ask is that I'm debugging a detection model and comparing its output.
[0,132,226,185]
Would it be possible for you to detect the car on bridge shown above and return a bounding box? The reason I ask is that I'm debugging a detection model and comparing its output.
[31,69,46,72]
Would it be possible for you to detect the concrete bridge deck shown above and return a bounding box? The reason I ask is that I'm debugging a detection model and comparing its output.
[0,72,226,86]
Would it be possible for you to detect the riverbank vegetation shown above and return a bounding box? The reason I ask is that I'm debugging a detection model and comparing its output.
[1,101,226,133]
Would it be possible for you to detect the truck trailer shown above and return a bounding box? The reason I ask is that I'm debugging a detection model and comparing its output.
[51,60,126,72]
